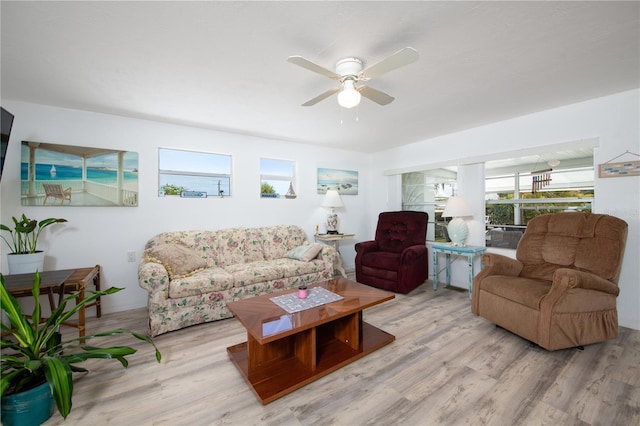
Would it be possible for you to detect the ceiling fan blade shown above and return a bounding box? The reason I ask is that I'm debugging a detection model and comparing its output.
[287,56,342,80]
[358,86,395,106]
[360,47,419,80]
[301,87,340,106]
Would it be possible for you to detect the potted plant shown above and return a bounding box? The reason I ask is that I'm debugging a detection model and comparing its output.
[0,214,67,274]
[0,272,161,425]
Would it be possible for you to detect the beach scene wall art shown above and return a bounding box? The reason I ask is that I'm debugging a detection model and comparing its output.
[317,168,358,195]
[21,141,138,207]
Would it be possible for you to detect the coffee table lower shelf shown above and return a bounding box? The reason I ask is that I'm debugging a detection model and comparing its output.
[227,321,394,404]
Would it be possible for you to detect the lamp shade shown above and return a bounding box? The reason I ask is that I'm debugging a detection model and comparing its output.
[337,80,361,109]
[321,190,344,208]
[442,196,472,218]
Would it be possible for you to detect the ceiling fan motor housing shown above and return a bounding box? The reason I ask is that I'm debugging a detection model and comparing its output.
[335,57,363,78]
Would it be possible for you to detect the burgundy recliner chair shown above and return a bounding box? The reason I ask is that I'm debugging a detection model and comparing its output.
[355,211,428,294]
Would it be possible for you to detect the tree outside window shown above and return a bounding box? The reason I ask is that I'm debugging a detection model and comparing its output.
[260,158,295,198]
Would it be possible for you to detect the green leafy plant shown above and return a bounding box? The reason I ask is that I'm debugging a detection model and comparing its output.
[0,272,161,419]
[261,182,276,194]
[0,214,67,254]
[161,184,186,196]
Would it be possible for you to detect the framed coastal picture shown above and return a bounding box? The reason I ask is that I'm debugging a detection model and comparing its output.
[317,168,358,195]
[21,141,139,207]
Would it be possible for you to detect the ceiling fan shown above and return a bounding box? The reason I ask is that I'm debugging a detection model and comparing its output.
[287,47,419,109]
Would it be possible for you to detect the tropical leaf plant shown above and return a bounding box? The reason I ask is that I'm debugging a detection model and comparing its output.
[0,272,161,419]
[0,214,67,254]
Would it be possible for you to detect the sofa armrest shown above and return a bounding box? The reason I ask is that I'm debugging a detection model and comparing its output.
[138,261,171,302]
[317,244,338,276]
[537,268,620,348]
[471,253,523,315]
[552,268,620,296]
[479,253,524,277]
[354,240,379,255]
[400,244,427,261]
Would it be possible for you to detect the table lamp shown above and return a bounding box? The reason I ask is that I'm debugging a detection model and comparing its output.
[321,190,344,234]
[442,196,473,246]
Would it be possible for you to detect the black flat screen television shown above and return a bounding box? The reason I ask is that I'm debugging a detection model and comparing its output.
[1,107,14,182]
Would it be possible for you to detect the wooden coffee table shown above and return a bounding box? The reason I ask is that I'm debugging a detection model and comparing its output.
[226,277,395,404]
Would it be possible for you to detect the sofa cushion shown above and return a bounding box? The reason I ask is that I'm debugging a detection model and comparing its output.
[360,251,401,271]
[145,230,220,265]
[214,228,266,267]
[286,243,323,262]
[270,258,326,277]
[143,243,208,279]
[517,213,628,282]
[224,261,284,286]
[374,211,428,254]
[169,267,235,298]
[260,225,308,260]
[480,275,552,310]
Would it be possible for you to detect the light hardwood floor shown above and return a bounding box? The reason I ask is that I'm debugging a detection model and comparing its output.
[44,281,640,426]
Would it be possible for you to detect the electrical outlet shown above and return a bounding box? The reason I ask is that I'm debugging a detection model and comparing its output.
[127,251,136,262]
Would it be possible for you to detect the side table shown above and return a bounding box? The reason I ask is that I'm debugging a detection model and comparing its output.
[432,244,486,298]
[314,233,355,278]
[60,265,102,341]
[3,269,75,312]
[3,265,102,342]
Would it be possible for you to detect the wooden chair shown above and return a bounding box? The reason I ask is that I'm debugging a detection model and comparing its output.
[42,183,72,205]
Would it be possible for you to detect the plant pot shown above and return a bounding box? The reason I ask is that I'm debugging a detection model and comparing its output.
[7,251,45,274]
[0,381,54,426]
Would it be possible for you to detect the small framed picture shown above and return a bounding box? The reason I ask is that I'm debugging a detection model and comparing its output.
[317,168,358,195]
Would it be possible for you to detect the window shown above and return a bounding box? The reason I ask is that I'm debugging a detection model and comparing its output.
[485,165,594,248]
[402,170,457,242]
[486,166,593,226]
[158,148,231,197]
[401,153,594,247]
[260,158,295,198]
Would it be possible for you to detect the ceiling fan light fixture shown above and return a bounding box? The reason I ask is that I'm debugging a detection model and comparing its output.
[337,80,361,108]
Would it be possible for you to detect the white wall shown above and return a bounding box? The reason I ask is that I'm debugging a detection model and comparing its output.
[0,101,370,313]
[3,90,638,330]
[370,89,640,330]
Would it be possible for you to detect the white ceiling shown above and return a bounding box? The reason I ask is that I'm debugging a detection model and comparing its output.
[1,1,638,154]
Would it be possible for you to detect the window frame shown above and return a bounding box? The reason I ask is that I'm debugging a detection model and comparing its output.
[401,163,595,246]
[401,171,457,242]
[158,148,232,198]
[259,157,296,199]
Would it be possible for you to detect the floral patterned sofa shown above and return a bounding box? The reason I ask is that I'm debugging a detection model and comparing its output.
[138,225,336,337]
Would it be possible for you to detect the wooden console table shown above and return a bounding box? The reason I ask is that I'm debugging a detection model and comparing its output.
[3,269,74,311]
[60,265,102,340]
[3,265,102,341]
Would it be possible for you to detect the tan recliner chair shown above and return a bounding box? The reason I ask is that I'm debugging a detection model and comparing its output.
[472,212,628,350]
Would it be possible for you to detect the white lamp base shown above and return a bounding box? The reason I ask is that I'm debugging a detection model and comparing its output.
[327,212,339,234]
[447,217,468,246]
